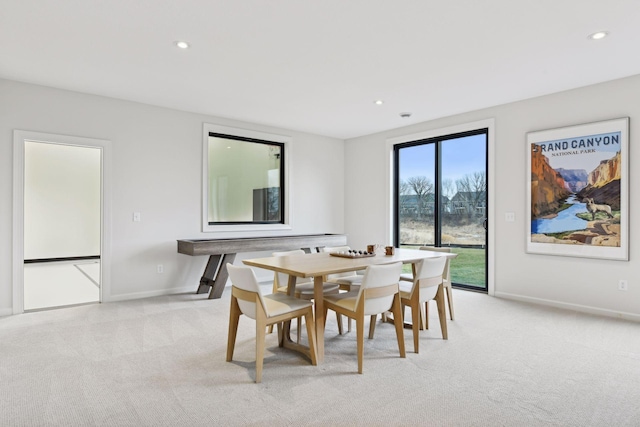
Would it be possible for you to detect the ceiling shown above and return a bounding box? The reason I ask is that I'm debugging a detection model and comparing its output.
[2,1,640,140]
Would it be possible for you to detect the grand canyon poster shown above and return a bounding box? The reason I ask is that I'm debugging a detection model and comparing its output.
[526,118,629,260]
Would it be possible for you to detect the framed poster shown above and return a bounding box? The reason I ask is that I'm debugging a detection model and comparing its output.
[526,117,629,260]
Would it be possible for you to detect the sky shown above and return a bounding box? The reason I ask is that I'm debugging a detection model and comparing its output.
[399,133,486,184]
[532,131,621,173]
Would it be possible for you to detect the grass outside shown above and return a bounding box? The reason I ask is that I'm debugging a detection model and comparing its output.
[449,247,485,288]
[400,245,486,289]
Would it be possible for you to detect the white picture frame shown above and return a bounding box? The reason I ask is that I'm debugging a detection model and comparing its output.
[526,117,629,260]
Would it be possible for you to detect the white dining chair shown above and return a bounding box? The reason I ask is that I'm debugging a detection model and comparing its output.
[270,249,342,341]
[398,256,447,353]
[322,262,405,374]
[320,245,364,333]
[226,263,318,383]
[400,246,454,324]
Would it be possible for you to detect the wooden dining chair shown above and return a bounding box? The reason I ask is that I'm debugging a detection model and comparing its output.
[226,263,318,383]
[269,249,342,342]
[322,262,405,374]
[400,246,454,324]
[320,245,363,291]
[398,256,447,353]
[320,245,363,333]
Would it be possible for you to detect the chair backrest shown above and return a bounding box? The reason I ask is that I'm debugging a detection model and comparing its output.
[412,256,446,302]
[272,249,312,289]
[321,245,351,253]
[320,246,357,280]
[356,262,403,315]
[419,246,451,281]
[227,264,266,320]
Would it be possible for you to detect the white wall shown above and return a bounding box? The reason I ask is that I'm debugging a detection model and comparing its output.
[0,78,345,314]
[5,74,638,320]
[345,74,640,320]
[24,142,101,259]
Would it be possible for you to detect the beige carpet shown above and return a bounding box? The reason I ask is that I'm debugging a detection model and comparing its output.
[1,286,639,426]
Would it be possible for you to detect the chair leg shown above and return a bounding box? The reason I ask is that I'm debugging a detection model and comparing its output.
[368,314,377,339]
[226,297,241,362]
[304,310,318,365]
[297,316,302,344]
[356,316,365,374]
[411,301,420,353]
[255,320,266,383]
[277,321,286,347]
[435,286,448,340]
[267,324,274,334]
[337,313,344,335]
[424,301,430,330]
[323,307,328,328]
[446,284,455,320]
[391,296,406,358]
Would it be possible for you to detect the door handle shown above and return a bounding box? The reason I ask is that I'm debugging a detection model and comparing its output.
[482,218,487,230]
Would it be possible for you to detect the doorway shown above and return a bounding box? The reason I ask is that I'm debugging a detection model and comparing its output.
[393,128,488,292]
[13,131,112,314]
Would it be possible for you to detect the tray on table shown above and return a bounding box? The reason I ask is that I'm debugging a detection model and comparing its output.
[329,251,376,259]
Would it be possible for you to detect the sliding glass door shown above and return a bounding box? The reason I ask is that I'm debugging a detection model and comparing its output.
[394,129,488,291]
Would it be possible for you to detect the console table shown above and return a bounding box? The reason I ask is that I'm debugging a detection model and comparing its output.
[177,234,347,299]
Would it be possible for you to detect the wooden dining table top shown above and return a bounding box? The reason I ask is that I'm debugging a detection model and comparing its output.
[242,247,457,277]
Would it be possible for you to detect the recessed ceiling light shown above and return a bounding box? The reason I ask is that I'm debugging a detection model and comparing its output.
[374,100,384,105]
[175,41,190,49]
[588,31,609,40]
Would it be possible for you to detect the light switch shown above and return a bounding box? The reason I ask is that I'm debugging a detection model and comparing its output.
[505,212,516,222]
[133,212,141,222]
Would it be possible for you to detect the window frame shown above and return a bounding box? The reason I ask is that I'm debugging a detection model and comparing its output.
[202,123,291,233]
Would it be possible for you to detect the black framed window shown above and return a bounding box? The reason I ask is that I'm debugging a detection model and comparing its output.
[393,128,488,291]
[206,132,285,225]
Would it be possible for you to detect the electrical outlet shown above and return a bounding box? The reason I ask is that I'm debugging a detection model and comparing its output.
[505,212,516,222]
[157,264,164,274]
[618,280,628,291]
[133,212,141,222]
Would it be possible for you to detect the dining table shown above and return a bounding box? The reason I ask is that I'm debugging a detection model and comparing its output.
[243,247,457,363]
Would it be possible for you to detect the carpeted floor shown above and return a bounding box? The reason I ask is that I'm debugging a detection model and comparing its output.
[1,286,639,426]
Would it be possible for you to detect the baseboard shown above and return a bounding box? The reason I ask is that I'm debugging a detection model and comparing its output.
[494,291,640,322]
[1,282,268,315]
[105,286,196,302]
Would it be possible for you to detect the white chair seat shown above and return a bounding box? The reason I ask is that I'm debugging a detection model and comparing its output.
[401,272,450,287]
[276,282,340,297]
[295,282,340,296]
[264,293,314,317]
[333,275,363,288]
